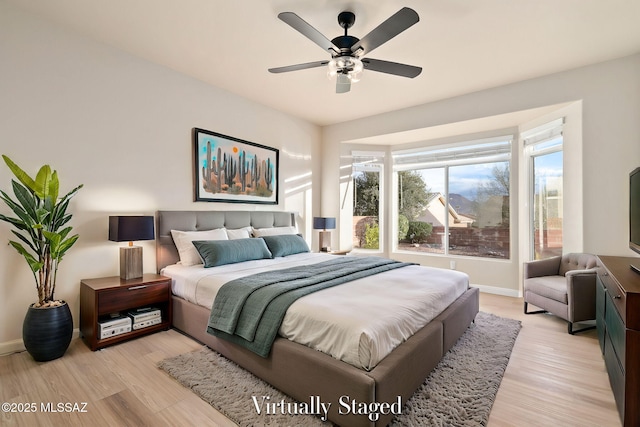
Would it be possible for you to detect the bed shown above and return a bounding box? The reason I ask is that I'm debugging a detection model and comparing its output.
[156,210,479,427]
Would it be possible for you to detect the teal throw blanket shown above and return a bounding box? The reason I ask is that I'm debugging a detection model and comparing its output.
[207,256,414,357]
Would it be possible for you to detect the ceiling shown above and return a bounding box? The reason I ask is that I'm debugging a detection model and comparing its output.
[8,0,640,127]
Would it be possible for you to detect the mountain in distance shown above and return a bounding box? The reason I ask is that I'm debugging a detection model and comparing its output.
[448,193,476,217]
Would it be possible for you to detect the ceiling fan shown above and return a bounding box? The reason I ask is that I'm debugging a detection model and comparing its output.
[268,8,422,94]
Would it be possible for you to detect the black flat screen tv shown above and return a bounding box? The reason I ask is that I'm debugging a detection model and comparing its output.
[630,167,640,273]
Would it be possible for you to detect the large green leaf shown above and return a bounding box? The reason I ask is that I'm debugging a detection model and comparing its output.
[51,185,81,229]
[0,213,29,231]
[34,207,49,226]
[10,180,38,220]
[11,230,38,254]
[51,199,70,230]
[57,234,80,260]
[34,164,53,200]
[42,230,62,258]
[8,241,43,273]
[44,193,54,209]
[0,190,36,232]
[2,155,37,193]
[56,226,72,241]
[48,170,60,203]
[57,184,83,206]
[56,234,79,259]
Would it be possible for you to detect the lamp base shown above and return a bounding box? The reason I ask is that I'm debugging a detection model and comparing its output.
[319,231,332,252]
[120,246,143,280]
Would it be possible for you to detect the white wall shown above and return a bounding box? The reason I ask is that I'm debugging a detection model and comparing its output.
[322,53,640,294]
[0,3,321,349]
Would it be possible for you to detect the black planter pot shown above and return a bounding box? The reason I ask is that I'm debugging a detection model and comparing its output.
[23,301,73,362]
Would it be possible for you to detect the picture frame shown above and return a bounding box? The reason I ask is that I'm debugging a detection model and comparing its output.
[193,128,279,204]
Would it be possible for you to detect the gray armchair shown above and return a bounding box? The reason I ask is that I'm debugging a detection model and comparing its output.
[523,253,598,334]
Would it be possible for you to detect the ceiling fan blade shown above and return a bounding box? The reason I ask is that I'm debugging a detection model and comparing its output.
[351,7,419,57]
[336,74,351,93]
[362,58,422,78]
[278,12,341,55]
[269,60,329,73]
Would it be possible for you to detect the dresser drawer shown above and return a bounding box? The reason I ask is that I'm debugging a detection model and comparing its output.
[599,270,626,322]
[604,336,626,419]
[596,277,606,353]
[98,280,170,314]
[606,292,626,368]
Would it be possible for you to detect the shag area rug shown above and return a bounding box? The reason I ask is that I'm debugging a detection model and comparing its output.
[159,311,521,426]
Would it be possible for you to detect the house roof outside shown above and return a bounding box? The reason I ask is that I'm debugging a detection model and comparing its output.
[417,193,475,228]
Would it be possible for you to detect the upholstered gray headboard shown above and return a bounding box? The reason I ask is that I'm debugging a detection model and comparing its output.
[155,210,296,272]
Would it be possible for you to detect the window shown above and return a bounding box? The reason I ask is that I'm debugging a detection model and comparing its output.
[393,137,512,259]
[351,152,384,251]
[399,167,446,253]
[523,119,564,260]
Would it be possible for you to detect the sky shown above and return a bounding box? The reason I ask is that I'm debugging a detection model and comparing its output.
[417,150,562,201]
[417,162,508,200]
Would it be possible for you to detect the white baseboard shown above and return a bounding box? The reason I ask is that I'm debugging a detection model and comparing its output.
[0,338,25,356]
[473,283,521,298]
[0,329,80,357]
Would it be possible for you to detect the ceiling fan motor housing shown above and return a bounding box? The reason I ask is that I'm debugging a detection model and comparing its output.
[331,35,360,55]
[338,11,355,29]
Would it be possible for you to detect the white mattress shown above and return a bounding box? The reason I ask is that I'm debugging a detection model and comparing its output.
[162,252,469,370]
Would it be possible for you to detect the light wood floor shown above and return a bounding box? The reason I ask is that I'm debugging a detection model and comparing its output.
[0,293,620,427]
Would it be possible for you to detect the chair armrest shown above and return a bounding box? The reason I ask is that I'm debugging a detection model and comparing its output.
[565,268,597,278]
[524,256,561,279]
[566,269,597,322]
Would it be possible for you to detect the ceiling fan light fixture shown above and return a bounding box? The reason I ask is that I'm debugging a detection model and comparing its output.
[327,59,338,78]
[327,56,363,83]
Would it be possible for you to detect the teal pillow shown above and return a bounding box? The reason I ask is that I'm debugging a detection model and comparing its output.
[261,234,310,257]
[192,238,272,267]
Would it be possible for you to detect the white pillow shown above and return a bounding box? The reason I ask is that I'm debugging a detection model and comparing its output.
[171,228,228,266]
[252,226,297,237]
[226,226,253,240]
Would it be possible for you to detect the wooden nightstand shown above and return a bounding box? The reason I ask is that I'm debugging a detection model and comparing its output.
[329,250,351,255]
[80,274,172,351]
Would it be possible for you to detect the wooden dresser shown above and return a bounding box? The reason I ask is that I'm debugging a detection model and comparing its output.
[596,256,640,427]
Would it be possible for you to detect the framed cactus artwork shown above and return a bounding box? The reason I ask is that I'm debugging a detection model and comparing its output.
[193,128,279,204]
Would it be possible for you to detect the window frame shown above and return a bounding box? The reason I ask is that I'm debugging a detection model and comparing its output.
[524,120,564,260]
[351,151,385,253]
[392,136,513,260]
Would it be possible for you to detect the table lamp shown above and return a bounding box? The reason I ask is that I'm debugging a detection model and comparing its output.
[109,216,155,280]
[313,217,336,252]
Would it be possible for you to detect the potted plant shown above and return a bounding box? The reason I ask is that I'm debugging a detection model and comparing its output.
[0,155,82,361]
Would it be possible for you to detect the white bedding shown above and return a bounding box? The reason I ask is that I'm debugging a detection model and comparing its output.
[162,252,469,370]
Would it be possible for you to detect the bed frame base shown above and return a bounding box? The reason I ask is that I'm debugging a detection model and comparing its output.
[171,286,479,427]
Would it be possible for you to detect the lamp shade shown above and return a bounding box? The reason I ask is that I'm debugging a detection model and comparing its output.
[109,216,155,242]
[313,217,336,230]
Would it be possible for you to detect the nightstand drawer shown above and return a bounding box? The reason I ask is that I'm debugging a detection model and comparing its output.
[98,281,170,314]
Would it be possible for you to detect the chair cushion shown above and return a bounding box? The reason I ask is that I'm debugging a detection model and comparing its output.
[524,276,568,304]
